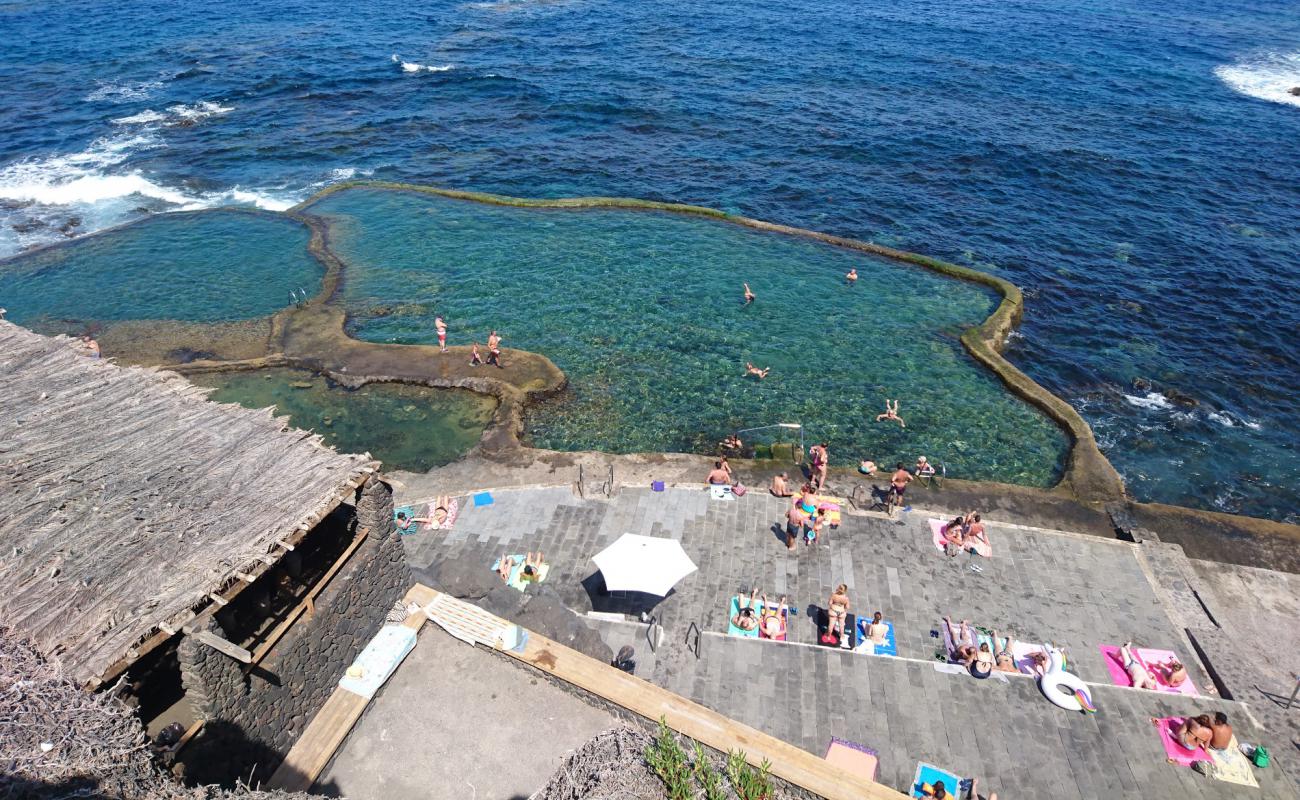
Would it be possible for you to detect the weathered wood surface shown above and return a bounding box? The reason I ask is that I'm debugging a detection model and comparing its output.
[0,321,377,687]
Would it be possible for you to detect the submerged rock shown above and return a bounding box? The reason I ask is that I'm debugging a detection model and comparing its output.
[1290,86,1300,96]
[1163,388,1198,407]
[290,381,313,389]
[1132,377,1152,392]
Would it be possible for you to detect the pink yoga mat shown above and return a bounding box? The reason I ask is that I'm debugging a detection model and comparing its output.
[1155,717,1210,766]
[1099,645,1199,696]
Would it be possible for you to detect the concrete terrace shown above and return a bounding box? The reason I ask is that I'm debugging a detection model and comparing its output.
[400,486,1297,799]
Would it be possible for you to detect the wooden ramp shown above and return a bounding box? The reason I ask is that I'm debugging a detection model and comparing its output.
[269,584,905,800]
[266,586,429,792]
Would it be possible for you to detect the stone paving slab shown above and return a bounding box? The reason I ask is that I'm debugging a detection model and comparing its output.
[400,486,1294,798]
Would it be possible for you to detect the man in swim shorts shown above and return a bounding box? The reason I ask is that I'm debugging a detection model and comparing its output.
[890,463,912,506]
[846,268,857,284]
[784,504,808,550]
[732,589,760,632]
[435,316,447,352]
[487,330,504,368]
[770,472,792,497]
[706,461,731,486]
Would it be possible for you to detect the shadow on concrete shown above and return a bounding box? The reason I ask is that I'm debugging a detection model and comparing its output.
[580,570,670,617]
[179,718,342,794]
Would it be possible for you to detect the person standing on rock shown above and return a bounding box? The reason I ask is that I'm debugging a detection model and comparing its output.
[435,316,448,352]
[487,330,504,368]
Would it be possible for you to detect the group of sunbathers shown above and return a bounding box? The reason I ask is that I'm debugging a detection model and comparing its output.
[942,617,1036,678]
[781,482,833,550]
[730,589,788,639]
[940,511,988,557]
[1165,711,1233,754]
[1120,640,1188,690]
[395,495,454,532]
[496,551,546,583]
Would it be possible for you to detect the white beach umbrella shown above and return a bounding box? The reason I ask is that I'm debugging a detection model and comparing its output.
[592,533,698,596]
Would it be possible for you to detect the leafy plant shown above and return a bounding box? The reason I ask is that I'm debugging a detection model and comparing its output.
[693,742,727,800]
[645,717,693,800]
[726,749,774,800]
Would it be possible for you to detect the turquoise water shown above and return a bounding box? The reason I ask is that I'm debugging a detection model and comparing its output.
[0,210,319,325]
[190,368,497,472]
[314,188,1067,485]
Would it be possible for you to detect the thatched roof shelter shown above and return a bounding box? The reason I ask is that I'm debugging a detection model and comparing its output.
[0,322,378,688]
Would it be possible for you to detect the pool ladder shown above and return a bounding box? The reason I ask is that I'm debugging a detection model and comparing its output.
[575,463,616,498]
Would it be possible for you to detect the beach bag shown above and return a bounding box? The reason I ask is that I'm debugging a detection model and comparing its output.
[732,483,748,497]
[1252,745,1270,768]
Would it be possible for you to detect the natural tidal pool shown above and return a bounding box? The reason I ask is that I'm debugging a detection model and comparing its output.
[312,188,1068,485]
[0,210,320,326]
[189,368,496,472]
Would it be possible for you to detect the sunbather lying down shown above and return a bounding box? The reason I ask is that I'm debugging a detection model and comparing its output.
[732,588,761,632]
[497,551,545,582]
[942,617,992,678]
[430,495,454,525]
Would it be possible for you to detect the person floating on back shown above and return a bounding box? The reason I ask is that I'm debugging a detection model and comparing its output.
[743,282,756,304]
[745,362,770,380]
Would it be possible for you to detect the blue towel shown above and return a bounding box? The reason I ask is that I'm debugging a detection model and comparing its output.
[857,619,898,656]
[473,491,494,507]
[912,762,964,799]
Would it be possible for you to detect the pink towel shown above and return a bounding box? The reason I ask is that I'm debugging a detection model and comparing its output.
[928,518,948,551]
[1155,717,1210,766]
[1099,645,1199,696]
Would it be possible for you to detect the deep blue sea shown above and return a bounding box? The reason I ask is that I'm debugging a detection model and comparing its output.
[1,0,1297,521]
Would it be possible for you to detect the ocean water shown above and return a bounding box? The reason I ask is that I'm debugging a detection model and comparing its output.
[313,187,1067,484]
[1,0,1297,520]
[0,210,318,324]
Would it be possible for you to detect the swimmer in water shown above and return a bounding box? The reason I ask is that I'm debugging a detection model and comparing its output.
[846,268,858,284]
[743,283,756,304]
[875,398,904,428]
[745,362,770,379]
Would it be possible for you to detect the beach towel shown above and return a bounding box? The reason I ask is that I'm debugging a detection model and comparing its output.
[928,518,950,551]
[473,491,494,507]
[759,606,789,641]
[1206,737,1259,787]
[709,484,734,501]
[491,554,550,592]
[911,762,964,799]
[1099,645,1199,696]
[727,596,760,638]
[1011,640,1048,674]
[1155,717,1211,766]
[855,619,897,656]
[337,625,418,700]
[394,505,419,535]
[430,497,459,529]
[812,495,845,526]
[821,612,855,649]
[824,738,878,782]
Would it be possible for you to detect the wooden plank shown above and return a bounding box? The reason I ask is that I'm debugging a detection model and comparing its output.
[266,584,430,792]
[171,719,205,754]
[419,585,905,800]
[194,630,252,663]
[249,530,369,665]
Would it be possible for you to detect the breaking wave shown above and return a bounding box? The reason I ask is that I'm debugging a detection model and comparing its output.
[391,54,455,73]
[1215,52,1300,108]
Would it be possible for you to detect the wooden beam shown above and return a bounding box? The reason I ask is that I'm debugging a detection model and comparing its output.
[268,584,430,791]
[194,630,252,663]
[248,529,368,665]
[170,719,205,755]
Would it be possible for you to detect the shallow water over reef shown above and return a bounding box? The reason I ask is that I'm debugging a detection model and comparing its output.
[190,368,496,472]
[0,210,319,326]
[315,188,1067,486]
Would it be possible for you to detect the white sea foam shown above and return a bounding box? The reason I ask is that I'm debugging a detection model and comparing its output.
[168,101,235,121]
[1123,392,1173,411]
[391,54,454,73]
[84,78,165,103]
[1215,52,1300,108]
[111,109,168,125]
[219,189,296,211]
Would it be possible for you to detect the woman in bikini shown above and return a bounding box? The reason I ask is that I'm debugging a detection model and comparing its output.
[943,617,978,666]
[865,611,888,646]
[1120,641,1160,690]
[1171,715,1213,751]
[942,516,966,556]
[1154,658,1188,687]
[827,584,851,642]
[759,594,787,639]
[732,588,760,632]
[990,629,1019,673]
